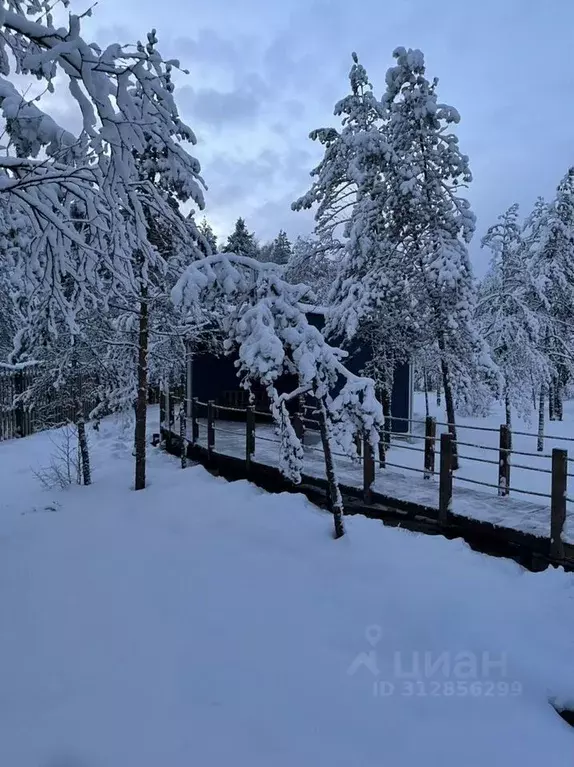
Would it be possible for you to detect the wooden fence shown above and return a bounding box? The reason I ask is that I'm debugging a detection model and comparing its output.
[0,367,96,441]
[158,391,574,568]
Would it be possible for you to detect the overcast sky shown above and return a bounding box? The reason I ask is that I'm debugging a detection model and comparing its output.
[78,0,574,274]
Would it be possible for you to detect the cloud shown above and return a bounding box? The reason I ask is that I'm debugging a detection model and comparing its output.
[179,85,261,128]
[250,195,315,242]
[199,143,318,242]
[173,29,258,75]
[64,0,574,271]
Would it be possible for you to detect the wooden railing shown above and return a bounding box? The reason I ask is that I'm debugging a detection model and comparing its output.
[0,367,99,441]
[159,393,572,563]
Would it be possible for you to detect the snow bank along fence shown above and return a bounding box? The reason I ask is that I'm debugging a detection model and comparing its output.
[159,390,573,567]
[0,366,98,441]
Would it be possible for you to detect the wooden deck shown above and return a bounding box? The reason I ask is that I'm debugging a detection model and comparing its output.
[161,422,574,574]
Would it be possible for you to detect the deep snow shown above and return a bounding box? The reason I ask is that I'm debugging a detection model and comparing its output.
[1,409,574,766]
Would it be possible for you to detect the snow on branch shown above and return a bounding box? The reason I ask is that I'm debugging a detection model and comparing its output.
[0,1,206,337]
[172,253,384,482]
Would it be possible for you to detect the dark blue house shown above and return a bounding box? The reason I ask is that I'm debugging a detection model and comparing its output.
[188,309,412,434]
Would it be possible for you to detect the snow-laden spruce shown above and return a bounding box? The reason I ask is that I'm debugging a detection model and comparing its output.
[523,170,574,424]
[292,53,385,253]
[223,218,259,259]
[478,204,551,427]
[284,236,337,303]
[293,54,409,440]
[258,231,293,265]
[322,55,419,431]
[294,49,494,456]
[197,219,218,255]
[379,46,495,459]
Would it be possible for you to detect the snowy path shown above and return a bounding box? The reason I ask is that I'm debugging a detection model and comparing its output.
[182,414,573,544]
[0,409,573,766]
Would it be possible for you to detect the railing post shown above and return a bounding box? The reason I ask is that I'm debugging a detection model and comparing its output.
[363,436,375,505]
[378,439,386,469]
[498,424,511,497]
[550,448,567,560]
[207,400,215,459]
[179,402,187,469]
[292,412,304,442]
[424,416,436,480]
[246,405,255,472]
[383,414,392,449]
[439,432,453,525]
[191,397,199,444]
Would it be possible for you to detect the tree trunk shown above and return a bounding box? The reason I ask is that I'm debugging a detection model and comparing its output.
[537,386,545,453]
[549,378,556,421]
[72,353,91,486]
[504,386,511,430]
[436,378,441,407]
[134,289,149,491]
[77,417,91,485]
[556,383,563,421]
[423,368,430,418]
[317,398,345,539]
[381,386,392,448]
[440,357,459,471]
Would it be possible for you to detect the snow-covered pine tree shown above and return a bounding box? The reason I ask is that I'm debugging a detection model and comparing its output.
[292,53,385,254]
[521,196,553,445]
[525,170,574,422]
[380,46,493,467]
[295,53,418,436]
[257,241,275,263]
[0,206,21,360]
[223,218,259,259]
[271,231,292,265]
[110,69,206,489]
[478,204,551,427]
[198,218,218,255]
[284,236,337,303]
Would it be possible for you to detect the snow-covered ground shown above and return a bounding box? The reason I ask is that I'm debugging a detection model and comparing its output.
[1,409,574,766]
